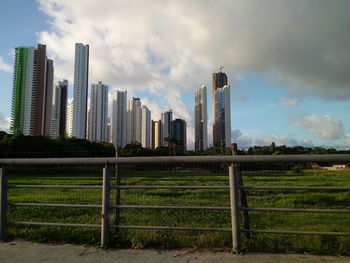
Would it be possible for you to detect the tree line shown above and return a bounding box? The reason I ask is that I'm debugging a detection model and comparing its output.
[0,132,349,158]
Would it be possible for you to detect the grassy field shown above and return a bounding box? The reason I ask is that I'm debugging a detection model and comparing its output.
[5,165,350,254]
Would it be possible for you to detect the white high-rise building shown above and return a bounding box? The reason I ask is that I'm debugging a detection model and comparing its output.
[214,85,231,147]
[66,98,74,137]
[127,97,142,144]
[161,110,172,146]
[141,105,151,149]
[72,43,89,139]
[112,90,127,148]
[87,81,108,142]
[194,85,208,151]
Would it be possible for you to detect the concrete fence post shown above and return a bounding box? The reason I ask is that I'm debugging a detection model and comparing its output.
[0,166,8,241]
[101,165,110,248]
[229,163,240,253]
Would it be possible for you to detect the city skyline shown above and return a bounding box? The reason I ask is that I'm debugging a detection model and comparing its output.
[1,1,350,150]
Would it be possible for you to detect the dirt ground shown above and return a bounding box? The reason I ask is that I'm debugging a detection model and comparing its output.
[0,240,349,263]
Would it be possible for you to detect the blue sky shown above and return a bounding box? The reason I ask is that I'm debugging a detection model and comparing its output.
[0,0,350,149]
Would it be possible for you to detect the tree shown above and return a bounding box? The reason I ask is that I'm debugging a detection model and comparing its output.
[164,136,180,156]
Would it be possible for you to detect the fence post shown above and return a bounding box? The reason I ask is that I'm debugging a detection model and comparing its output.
[101,165,110,248]
[0,166,8,241]
[115,150,121,227]
[229,163,240,253]
[231,143,250,238]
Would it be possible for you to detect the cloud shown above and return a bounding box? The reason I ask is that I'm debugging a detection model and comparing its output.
[232,129,314,148]
[37,0,350,103]
[0,56,12,73]
[345,134,350,146]
[0,112,10,132]
[290,114,345,140]
[278,96,298,107]
[232,129,253,148]
[255,135,313,147]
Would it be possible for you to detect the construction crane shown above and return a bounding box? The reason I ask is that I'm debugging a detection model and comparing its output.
[213,66,225,73]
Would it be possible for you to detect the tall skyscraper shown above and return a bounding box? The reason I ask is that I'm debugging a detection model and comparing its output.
[11,44,54,136]
[171,119,187,151]
[112,90,127,148]
[66,98,74,137]
[141,105,151,149]
[212,71,231,147]
[214,85,231,147]
[43,59,54,136]
[194,85,208,151]
[127,97,142,144]
[161,110,172,146]
[106,118,111,143]
[152,120,162,149]
[51,79,68,137]
[87,81,108,142]
[72,43,89,139]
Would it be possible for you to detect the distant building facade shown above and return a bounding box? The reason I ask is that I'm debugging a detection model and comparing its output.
[171,119,187,151]
[141,105,151,148]
[214,85,231,147]
[72,43,89,139]
[51,79,68,137]
[212,71,231,147]
[194,85,207,151]
[127,97,142,144]
[11,44,54,136]
[87,82,108,142]
[161,110,172,146]
[152,120,162,149]
[66,98,74,137]
[112,90,127,148]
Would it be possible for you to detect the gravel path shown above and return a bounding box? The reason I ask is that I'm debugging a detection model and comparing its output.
[0,240,349,263]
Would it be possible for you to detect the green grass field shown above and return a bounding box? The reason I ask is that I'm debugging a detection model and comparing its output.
[5,165,350,254]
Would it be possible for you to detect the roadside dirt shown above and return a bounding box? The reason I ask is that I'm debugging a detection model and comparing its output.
[0,240,349,263]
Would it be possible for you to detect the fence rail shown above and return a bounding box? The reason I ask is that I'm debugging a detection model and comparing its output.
[1,154,350,253]
[1,154,350,165]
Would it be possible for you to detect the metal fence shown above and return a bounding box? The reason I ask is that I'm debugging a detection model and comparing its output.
[1,154,350,253]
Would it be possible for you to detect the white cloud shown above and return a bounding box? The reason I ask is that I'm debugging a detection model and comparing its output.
[232,129,253,148]
[37,0,350,102]
[34,0,350,149]
[232,130,314,148]
[278,96,298,107]
[290,114,344,140]
[345,134,350,146]
[0,56,12,73]
[255,135,313,147]
[0,112,10,132]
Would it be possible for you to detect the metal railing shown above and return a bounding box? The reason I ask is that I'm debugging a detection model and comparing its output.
[1,154,350,253]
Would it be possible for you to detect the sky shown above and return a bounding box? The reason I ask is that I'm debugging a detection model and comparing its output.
[0,0,350,150]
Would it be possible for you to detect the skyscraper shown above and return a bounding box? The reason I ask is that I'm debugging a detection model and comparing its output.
[152,120,162,149]
[214,85,231,147]
[141,105,151,149]
[87,81,108,142]
[11,44,54,136]
[72,43,89,139]
[51,79,68,137]
[171,119,187,151]
[43,59,54,136]
[161,110,172,146]
[112,90,127,148]
[194,85,208,151]
[66,98,74,137]
[127,97,142,144]
[212,71,231,147]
